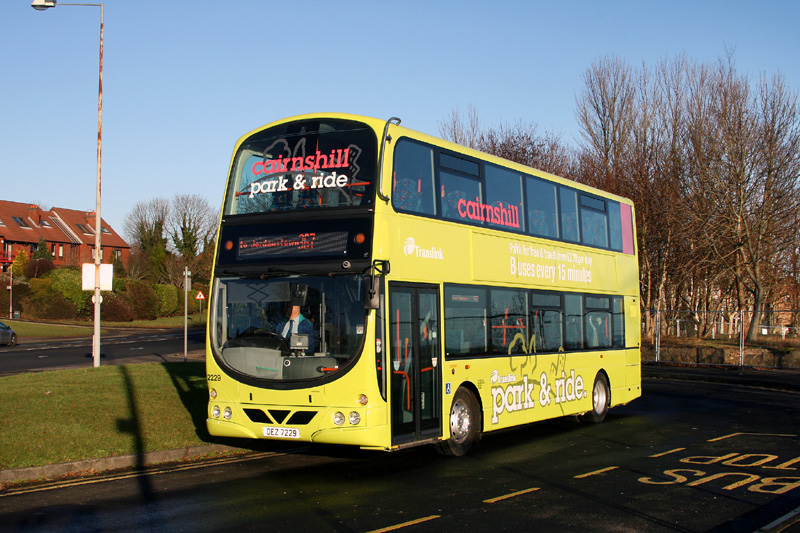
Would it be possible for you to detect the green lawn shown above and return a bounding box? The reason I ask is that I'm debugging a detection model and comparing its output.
[4,321,95,338]
[4,313,207,339]
[0,362,214,470]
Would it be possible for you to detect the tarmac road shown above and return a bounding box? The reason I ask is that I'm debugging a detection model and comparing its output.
[2,370,800,532]
[0,328,206,375]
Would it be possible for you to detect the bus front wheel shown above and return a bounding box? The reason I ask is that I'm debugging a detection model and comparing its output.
[580,373,610,423]
[436,387,481,456]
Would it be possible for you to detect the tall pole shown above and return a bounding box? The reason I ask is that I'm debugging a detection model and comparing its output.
[8,266,12,320]
[184,267,191,363]
[33,1,105,367]
[92,3,104,368]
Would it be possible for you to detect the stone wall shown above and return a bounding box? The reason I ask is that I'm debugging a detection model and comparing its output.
[642,344,800,368]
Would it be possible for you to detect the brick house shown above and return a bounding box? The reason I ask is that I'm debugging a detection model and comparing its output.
[0,200,130,272]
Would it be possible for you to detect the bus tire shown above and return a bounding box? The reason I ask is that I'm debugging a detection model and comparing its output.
[580,373,610,423]
[436,387,480,456]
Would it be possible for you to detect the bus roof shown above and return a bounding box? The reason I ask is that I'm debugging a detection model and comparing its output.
[236,112,635,207]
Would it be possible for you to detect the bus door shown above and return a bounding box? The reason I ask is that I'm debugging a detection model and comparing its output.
[389,284,441,445]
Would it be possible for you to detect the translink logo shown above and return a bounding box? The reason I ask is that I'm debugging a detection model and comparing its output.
[403,237,444,260]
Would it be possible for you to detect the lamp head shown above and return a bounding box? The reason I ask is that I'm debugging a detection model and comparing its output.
[31,0,57,10]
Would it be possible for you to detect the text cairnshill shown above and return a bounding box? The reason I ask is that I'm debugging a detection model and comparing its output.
[457,198,520,229]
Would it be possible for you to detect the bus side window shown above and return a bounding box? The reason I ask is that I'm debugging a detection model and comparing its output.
[444,286,487,356]
[441,171,480,223]
[533,309,563,352]
[392,140,436,216]
[485,165,524,231]
[559,188,580,243]
[564,294,583,350]
[585,311,612,348]
[611,297,625,347]
[580,194,609,248]
[490,288,527,354]
[526,177,559,239]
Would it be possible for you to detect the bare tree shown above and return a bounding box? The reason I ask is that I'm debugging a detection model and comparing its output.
[574,55,637,191]
[439,105,573,176]
[683,58,800,340]
[478,121,572,177]
[122,198,170,283]
[438,105,482,149]
[168,194,217,259]
[122,198,170,249]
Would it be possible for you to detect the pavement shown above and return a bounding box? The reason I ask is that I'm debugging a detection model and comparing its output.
[643,362,800,392]
[2,362,800,488]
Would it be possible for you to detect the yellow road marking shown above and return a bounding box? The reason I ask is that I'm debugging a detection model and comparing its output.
[650,448,686,457]
[708,432,796,442]
[483,487,540,503]
[574,466,619,479]
[366,515,441,533]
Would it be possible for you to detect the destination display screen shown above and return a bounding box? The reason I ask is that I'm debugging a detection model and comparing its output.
[238,231,349,259]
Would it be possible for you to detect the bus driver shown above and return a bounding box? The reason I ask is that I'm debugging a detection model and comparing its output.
[275,303,318,355]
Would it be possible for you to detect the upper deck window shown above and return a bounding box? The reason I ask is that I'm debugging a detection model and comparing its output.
[224,119,378,216]
[392,140,436,216]
[392,136,636,255]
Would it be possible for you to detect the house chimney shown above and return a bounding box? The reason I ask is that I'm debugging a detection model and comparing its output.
[28,204,42,222]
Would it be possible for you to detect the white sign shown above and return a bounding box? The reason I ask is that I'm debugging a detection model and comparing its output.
[82,263,113,291]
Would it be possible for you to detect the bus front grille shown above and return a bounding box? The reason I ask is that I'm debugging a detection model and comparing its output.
[243,408,318,425]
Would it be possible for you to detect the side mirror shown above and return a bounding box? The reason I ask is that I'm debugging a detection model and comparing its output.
[363,275,380,310]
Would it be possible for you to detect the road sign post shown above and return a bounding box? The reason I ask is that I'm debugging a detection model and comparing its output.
[195,290,205,316]
[184,267,191,362]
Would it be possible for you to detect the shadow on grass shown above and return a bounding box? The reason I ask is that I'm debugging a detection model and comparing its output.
[117,366,157,504]
[162,361,282,453]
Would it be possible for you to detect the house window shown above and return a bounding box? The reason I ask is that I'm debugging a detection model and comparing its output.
[59,245,64,258]
[12,217,31,229]
[40,219,51,228]
[76,224,93,235]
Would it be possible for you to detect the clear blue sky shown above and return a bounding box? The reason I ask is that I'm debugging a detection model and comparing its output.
[2,0,798,238]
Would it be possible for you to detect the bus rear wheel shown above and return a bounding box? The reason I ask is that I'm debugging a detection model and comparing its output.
[580,373,610,423]
[436,387,480,456]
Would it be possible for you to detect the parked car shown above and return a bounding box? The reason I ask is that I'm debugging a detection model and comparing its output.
[0,321,17,346]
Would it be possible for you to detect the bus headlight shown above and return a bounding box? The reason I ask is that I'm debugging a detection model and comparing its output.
[349,411,361,425]
[223,407,232,420]
[212,405,221,418]
[333,412,345,426]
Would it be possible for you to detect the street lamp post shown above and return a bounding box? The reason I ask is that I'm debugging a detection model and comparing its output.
[32,0,104,368]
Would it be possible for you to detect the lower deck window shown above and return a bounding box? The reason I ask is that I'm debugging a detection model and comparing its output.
[445,283,626,357]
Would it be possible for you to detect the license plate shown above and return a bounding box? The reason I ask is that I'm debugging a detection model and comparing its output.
[263,426,300,439]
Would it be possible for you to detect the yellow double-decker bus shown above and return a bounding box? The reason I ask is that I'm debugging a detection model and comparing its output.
[206,113,640,455]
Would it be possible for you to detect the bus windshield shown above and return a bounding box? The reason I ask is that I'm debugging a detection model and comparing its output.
[211,274,368,382]
[224,118,378,216]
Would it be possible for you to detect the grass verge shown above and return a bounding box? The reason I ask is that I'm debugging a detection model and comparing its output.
[4,321,96,338]
[0,362,212,470]
[4,313,207,339]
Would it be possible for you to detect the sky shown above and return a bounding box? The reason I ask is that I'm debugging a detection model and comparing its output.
[2,0,799,240]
